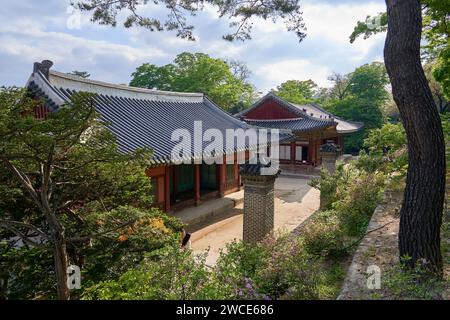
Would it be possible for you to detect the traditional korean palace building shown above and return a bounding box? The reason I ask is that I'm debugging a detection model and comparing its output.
[26,60,362,213]
[237,93,363,169]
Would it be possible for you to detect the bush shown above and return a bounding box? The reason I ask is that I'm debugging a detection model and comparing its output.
[332,171,385,237]
[311,162,385,238]
[82,243,218,300]
[83,233,323,300]
[215,234,322,300]
[356,122,408,176]
[310,162,352,210]
[302,211,347,258]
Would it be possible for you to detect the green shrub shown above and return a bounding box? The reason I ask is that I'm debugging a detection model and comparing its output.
[311,163,385,239]
[82,243,219,300]
[356,122,408,176]
[83,233,324,300]
[310,162,352,210]
[332,171,385,237]
[302,211,347,258]
[215,234,321,300]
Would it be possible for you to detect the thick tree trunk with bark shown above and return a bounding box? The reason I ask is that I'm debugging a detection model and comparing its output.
[384,0,446,272]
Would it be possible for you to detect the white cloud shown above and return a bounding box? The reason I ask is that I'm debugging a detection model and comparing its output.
[255,59,332,92]
[0,18,167,85]
[303,1,385,45]
[0,0,387,92]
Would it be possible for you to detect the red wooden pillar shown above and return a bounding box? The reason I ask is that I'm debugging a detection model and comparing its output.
[234,153,240,190]
[310,139,316,166]
[218,162,226,197]
[315,139,320,165]
[307,140,312,163]
[194,164,201,205]
[290,141,296,165]
[164,165,171,212]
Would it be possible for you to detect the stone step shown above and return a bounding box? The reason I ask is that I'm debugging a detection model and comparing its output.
[175,191,243,226]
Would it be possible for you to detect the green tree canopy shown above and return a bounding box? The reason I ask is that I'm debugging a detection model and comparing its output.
[433,45,450,102]
[0,88,182,299]
[324,62,389,153]
[129,52,258,111]
[274,79,318,104]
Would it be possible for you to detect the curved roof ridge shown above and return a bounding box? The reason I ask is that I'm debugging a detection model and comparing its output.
[49,70,204,103]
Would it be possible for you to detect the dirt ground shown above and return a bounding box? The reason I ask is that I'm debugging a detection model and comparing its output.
[188,175,320,265]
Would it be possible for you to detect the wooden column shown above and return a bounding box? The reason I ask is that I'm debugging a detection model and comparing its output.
[309,139,315,166]
[194,164,201,205]
[290,141,296,165]
[218,163,226,197]
[164,165,171,212]
[234,153,240,190]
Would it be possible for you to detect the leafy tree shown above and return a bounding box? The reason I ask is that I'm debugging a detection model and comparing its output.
[350,1,449,52]
[67,71,91,78]
[75,0,306,42]
[274,79,318,104]
[228,59,252,82]
[357,123,408,176]
[350,0,447,273]
[423,59,450,113]
[0,88,182,299]
[433,45,450,102]
[326,72,350,101]
[324,62,389,152]
[347,62,389,103]
[130,52,257,110]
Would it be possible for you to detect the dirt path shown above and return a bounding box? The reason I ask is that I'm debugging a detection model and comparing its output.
[190,176,320,265]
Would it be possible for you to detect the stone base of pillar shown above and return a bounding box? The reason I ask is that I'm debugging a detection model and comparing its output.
[318,143,340,174]
[240,157,280,244]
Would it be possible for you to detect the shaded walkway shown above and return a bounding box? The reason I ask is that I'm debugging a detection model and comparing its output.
[189,176,320,265]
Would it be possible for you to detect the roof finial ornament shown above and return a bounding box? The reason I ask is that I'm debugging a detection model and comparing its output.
[33,60,54,79]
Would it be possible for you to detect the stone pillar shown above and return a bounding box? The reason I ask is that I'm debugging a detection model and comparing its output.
[240,157,280,244]
[319,142,340,174]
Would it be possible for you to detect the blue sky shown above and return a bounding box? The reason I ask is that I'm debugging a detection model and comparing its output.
[0,0,387,93]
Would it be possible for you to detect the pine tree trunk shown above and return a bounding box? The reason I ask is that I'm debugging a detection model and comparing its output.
[384,0,445,273]
[53,233,70,300]
[44,202,70,299]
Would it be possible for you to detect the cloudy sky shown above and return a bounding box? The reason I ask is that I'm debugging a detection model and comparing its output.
[0,0,387,93]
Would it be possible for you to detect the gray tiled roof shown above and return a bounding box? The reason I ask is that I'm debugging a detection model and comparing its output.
[291,102,364,133]
[244,118,334,133]
[26,69,292,164]
[237,93,363,134]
